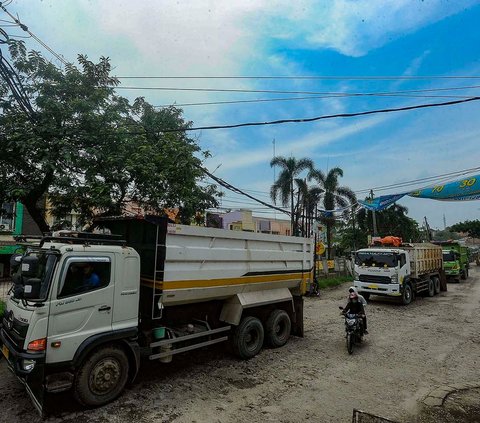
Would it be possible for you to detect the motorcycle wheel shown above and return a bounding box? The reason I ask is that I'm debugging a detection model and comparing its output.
[347,333,354,354]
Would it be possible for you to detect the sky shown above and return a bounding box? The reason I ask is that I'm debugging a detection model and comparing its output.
[2,0,480,229]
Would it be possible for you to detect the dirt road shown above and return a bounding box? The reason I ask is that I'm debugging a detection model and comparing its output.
[1,268,479,423]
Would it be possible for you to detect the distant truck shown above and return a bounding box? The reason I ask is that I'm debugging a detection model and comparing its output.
[0,216,312,415]
[433,241,470,282]
[354,241,445,305]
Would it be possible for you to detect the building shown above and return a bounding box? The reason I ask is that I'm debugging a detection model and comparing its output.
[208,209,291,236]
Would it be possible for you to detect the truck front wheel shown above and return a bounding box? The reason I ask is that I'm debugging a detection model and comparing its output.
[265,309,291,348]
[433,276,441,295]
[461,270,466,280]
[232,316,264,359]
[402,284,413,305]
[362,292,370,301]
[427,278,435,297]
[74,345,129,407]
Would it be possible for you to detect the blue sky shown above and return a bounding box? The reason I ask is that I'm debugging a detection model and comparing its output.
[3,0,480,228]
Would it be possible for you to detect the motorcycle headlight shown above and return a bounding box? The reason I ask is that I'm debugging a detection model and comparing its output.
[347,319,356,326]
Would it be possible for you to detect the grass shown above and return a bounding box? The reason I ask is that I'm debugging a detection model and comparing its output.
[317,275,353,289]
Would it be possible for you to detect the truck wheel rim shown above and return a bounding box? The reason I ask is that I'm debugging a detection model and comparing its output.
[90,358,122,395]
[245,329,259,351]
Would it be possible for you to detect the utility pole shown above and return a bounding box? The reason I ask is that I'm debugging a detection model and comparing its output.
[352,205,356,251]
[443,214,447,230]
[370,189,378,237]
[424,216,432,241]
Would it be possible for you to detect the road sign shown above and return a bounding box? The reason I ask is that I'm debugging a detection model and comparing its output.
[316,242,325,256]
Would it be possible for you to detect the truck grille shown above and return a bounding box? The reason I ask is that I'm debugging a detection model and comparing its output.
[2,315,28,350]
[358,274,392,284]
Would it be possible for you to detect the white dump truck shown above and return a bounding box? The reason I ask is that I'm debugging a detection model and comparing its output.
[354,242,445,305]
[0,216,313,415]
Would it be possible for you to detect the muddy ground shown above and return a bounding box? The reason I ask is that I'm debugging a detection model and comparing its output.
[1,268,479,423]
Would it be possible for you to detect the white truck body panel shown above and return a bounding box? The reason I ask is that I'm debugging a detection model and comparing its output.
[153,224,313,306]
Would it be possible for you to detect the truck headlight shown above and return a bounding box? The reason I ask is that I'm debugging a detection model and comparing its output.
[354,271,359,279]
[391,274,398,283]
[22,359,36,372]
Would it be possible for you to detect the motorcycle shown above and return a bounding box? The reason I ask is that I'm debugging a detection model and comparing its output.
[339,306,364,354]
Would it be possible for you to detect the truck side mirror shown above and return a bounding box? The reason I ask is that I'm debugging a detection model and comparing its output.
[21,256,39,278]
[23,278,41,300]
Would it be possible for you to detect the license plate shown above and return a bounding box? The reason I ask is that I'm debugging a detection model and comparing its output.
[1,344,9,360]
[367,284,378,289]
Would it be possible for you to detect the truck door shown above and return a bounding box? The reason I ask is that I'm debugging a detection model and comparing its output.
[46,256,114,364]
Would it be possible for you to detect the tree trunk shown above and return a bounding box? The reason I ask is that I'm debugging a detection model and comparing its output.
[326,220,332,259]
[290,178,294,236]
[22,198,49,234]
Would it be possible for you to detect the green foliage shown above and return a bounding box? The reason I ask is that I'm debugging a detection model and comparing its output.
[317,275,353,290]
[0,300,4,316]
[356,203,421,244]
[0,41,220,231]
[433,229,461,242]
[449,220,480,238]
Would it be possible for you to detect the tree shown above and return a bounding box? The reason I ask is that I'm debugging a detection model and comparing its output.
[356,203,421,242]
[449,220,480,238]
[0,41,220,232]
[270,156,314,235]
[309,167,356,258]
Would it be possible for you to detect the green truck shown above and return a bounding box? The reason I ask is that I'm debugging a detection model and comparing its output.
[434,241,470,282]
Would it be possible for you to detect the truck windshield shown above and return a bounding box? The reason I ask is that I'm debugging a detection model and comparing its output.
[442,251,456,262]
[13,252,58,301]
[355,252,397,268]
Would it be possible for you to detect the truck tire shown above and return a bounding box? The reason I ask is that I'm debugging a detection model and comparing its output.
[433,276,441,295]
[74,345,129,407]
[265,309,291,348]
[232,316,264,359]
[402,284,413,305]
[362,293,370,301]
[461,270,466,280]
[466,268,469,279]
[427,278,435,297]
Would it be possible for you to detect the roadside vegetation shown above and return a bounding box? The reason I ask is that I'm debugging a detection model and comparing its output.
[317,275,353,289]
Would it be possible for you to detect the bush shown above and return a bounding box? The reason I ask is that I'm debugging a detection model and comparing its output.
[317,276,353,290]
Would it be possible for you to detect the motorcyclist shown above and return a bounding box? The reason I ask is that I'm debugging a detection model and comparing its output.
[348,286,367,307]
[342,292,368,335]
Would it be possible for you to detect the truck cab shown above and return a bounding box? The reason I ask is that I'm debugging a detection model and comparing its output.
[353,248,409,301]
[1,236,141,414]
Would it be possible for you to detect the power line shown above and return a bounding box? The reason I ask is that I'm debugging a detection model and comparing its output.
[160,96,480,132]
[114,84,480,96]
[355,166,480,194]
[154,93,474,108]
[0,2,68,65]
[115,75,480,81]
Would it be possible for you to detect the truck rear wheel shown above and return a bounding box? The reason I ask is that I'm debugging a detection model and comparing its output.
[74,345,129,407]
[265,309,291,348]
[433,276,441,295]
[427,279,435,297]
[232,316,264,359]
[461,270,467,280]
[402,284,413,305]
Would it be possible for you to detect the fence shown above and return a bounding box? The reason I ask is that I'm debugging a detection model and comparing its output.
[316,257,354,278]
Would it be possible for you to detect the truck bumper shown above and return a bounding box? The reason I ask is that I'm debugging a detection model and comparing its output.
[354,280,402,296]
[0,328,46,416]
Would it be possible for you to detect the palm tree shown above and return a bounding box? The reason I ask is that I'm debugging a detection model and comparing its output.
[270,156,314,235]
[309,167,356,258]
[294,178,324,236]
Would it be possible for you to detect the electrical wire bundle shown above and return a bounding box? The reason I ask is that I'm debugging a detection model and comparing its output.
[0,30,35,120]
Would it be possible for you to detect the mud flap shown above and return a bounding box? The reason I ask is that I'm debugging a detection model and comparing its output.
[291,295,304,337]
